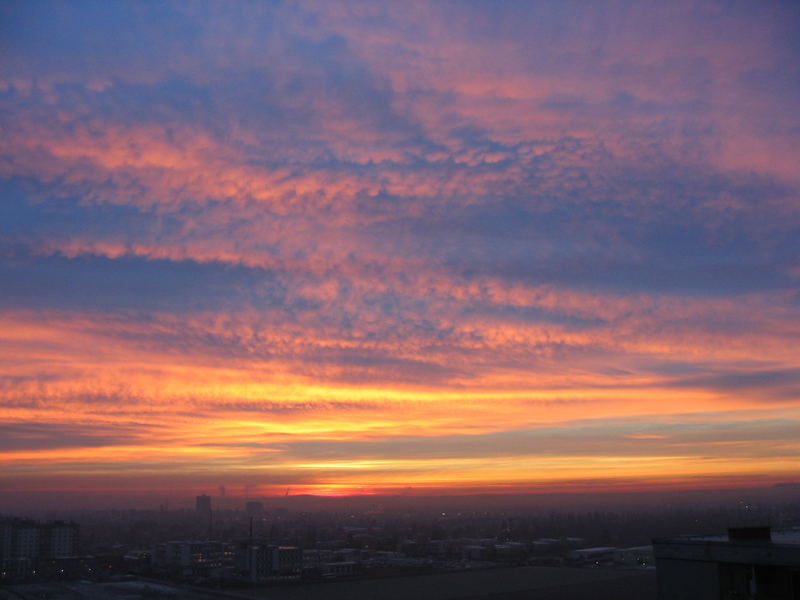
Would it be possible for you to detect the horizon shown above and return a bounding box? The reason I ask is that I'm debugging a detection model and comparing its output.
[3,481,799,514]
[2,1,800,504]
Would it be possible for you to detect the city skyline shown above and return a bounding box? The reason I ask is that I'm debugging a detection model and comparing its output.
[2,1,800,502]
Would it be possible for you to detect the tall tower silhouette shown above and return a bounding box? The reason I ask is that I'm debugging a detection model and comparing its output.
[196,494,212,538]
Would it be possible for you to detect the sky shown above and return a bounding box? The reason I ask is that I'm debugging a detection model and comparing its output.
[1,0,800,503]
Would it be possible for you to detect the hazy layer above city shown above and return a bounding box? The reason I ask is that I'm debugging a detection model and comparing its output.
[3,484,800,514]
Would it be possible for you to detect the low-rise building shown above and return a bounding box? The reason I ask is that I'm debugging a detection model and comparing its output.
[237,542,302,582]
[155,540,231,579]
[613,545,654,567]
[322,560,361,577]
[568,546,617,564]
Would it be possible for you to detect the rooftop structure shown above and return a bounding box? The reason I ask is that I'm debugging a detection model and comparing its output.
[653,526,800,599]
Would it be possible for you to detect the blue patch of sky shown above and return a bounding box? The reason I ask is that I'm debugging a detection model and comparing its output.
[0,254,286,313]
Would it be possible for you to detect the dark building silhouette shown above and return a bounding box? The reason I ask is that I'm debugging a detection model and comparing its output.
[196,494,213,538]
[195,494,212,514]
[653,526,800,599]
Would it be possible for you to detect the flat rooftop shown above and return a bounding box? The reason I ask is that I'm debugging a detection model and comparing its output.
[653,527,800,568]
[656,527,800,546]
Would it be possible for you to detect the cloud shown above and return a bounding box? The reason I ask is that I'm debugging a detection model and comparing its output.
[1,0,799,494]
[0,422,157,451]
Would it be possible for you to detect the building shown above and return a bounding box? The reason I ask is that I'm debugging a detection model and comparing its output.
[614,545,654,567]
[321,560,361,577]
[0,519,79,578]
[195,495,213,538]
[236,542,302,582]
[155,540,234,579]
[653,526,800,599]
[567,546,616,565]
[195,495,212,514]
[46,522,78,559]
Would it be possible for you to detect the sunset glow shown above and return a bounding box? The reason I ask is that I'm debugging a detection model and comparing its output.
[1,1,799,505]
